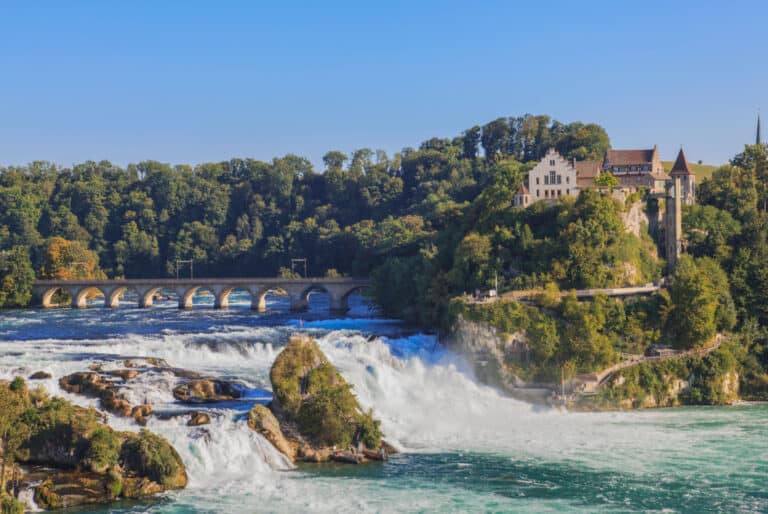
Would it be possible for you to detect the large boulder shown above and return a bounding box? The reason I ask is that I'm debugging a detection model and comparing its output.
[173,379,241,403]
[253,334,390,463]
[187,411,211,426]
[247,404,295,460]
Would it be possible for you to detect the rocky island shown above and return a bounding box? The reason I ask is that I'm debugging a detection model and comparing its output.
[248,334,394,464]
[0,377,187,512]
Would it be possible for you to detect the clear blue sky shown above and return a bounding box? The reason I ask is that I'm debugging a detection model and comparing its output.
[1,0,766,169]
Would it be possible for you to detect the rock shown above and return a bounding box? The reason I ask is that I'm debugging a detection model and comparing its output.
[255,334,391,464]
[121,430,188,490]
[108,369,140,380]
[102,396,132,417]
[89,363,104,372]
[29,371,52,380]
[187,411,211,426]
[124,357,170,368]
[1,379,187,511]
[132,404,153,426]
[60,372,144,421]
[247,404,295,459]
[60,372,113,397]
[173,379,241,403]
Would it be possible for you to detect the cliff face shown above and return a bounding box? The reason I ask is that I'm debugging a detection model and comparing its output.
[445,315,536,393]
[621,200,651,239]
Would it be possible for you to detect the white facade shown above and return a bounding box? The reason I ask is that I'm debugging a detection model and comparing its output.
[528,148,579,202]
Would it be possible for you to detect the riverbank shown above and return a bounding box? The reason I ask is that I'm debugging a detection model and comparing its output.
[444,297,757,410]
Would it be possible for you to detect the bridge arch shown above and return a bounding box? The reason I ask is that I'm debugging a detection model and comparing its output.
[39,286,73,308]
[214,286,255,310]
[137,287,181,308]
[178,286,217,309]
[104,286,133,308]
[72,286,106,309]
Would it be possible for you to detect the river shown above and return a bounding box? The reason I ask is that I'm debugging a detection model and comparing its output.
[0,293,766,513]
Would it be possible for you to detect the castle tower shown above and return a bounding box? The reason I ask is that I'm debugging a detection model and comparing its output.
[669,147,695,205]
[664,176,683,271]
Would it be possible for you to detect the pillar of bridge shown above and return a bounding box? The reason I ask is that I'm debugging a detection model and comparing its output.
[33,286,50,308]
[289,293,309,312]
[178,287,196,309]
[281,283,309,312]
[324,284,351,314]
[103,286,127,309]
[71,287,94,309]
[136,286,158,308]
[211,285,229,309]
[248,286,267,312]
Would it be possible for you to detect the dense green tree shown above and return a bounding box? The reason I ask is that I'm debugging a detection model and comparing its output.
[0,247,35,308]
[664,255,719,349]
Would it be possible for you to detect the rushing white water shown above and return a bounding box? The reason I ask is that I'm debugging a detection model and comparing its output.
[1,308,766,513]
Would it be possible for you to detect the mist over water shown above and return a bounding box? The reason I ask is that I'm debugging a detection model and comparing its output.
[1,294,766,513]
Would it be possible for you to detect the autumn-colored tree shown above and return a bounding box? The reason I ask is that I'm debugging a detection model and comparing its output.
[40,237,105,280]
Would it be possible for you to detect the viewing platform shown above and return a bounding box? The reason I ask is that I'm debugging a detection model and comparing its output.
[32,277,371,313]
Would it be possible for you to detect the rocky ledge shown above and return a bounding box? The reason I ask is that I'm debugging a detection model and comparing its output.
[247,334,395,464]
[59,358,242,425]
[0,377,187,511]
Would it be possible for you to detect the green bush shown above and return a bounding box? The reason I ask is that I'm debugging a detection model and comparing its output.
[1,494,25,514]
[121,430,184,487]
[296,384,358,447]
[357,410,382,449]
[85,427,121,471]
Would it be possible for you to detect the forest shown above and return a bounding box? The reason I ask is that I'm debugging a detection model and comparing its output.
[1,112,767,395]
[0,114,609,307]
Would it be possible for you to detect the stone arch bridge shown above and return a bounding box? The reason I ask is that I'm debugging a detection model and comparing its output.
[32,277,371,313]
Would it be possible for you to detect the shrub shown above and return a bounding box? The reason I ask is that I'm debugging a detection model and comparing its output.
[296,384,358,447]
[357,410,382,449]
[121,430,184,487]
[85,427,121,472]
[1,494,25,514]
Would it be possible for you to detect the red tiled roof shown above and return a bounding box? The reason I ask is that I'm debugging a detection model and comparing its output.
[575,160,601,179]
[670,148,693,176]
[604,148,655,166]
[516,184,529,194]
[575,160,602,188]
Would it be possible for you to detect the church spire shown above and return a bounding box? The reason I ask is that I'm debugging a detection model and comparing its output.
[758,113,762,145]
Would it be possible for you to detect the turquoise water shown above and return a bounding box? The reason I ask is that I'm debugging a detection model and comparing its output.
[0,295,766,513]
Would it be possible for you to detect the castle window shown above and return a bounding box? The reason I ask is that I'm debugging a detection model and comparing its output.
[536,189,540,197]
[566,176,569,184]
[536,177,540,185]
[550,171,556,184]
[557,175,562,184]
[549,159,555,166]
[566,188,570,195]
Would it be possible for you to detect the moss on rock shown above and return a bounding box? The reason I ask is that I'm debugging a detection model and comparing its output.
[257,334,387,463]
